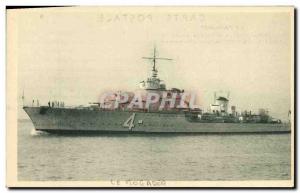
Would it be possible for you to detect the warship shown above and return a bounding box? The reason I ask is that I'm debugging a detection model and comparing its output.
[23,48,290,134]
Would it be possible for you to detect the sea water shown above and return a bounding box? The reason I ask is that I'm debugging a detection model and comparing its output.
[17,119,291,181]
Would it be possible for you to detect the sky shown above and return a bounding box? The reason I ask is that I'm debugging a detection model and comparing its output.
[8,7,293,120]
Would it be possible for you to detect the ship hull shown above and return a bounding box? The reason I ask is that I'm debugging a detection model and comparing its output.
[23,107,291,134]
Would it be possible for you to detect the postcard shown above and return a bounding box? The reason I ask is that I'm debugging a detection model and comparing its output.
[6,6,294,187]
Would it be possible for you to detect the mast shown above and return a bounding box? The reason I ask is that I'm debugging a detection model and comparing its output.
[140,46,172,90]
[142,46,172,78]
